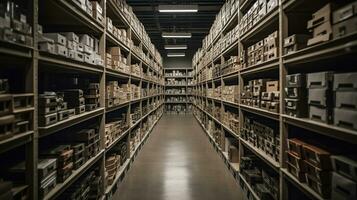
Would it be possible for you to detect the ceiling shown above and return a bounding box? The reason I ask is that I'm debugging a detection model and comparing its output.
[126,0,225,60]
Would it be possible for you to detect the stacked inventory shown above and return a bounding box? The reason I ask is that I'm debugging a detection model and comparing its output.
[0,0,165,199]
[241,79,280,113]
[164,68,193,114]
[191,0,357,200]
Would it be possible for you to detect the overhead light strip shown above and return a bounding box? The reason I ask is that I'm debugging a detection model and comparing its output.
[167,53,185,57]
[158,5,198,13]
[165,45,188,50]
[162,32,192,38]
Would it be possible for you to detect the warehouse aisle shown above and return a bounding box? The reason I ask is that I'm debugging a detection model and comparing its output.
[114,114,240,200]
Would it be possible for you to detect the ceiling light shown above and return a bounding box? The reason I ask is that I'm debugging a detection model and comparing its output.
[162,32,192,38]
[158,5,198,13]
[165,45,188,50]
[167,53,185,57]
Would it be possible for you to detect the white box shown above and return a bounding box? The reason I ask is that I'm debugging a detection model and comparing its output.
[83,45,93,54]
[67,40,74,50]
[92,1,103,14]
[74,51,84,62]
[77,43,84,52]
[68,49,75,59]
[38,35,54,43]
[61,32,79,43]
[79,34,94,47]
[93,38,99,54]
[107,18,113,33]
[43,33,66,46]
[38,42,55,54]
[95,55,104,66]
[78,0,86,11]
[84,53,95,65]
[55,44,68,57]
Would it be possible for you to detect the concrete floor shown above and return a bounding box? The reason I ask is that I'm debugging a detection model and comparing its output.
[114,114,241,200]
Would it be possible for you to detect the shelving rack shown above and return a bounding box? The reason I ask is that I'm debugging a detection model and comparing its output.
[191,0,357,200]
[164,68,194,114]
[0,0,164,200]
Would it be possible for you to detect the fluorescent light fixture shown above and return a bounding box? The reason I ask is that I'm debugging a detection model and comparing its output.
[165,45,188,50]
[158,5,198,13]
[162,32,192,38]
[167,53,185,57]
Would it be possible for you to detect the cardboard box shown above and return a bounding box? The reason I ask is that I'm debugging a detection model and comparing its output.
[307,21,332,46]
[334,108,357,130]
[332,1,357,24]
[333,16,357,39]
[305,173,331,198]
[307,3,331,29]
[43,33,66,46]
[287,138,306,157]
[331,155,357,181]
[307,71,333,89]
[309,105,332,123]
[333,72,357,90]
[61,32,79,43]
[286,73,306,88]
[308,88,332,107]
[302,143,331,169]
[266,81,279,92]
[285,98,308,117]
[335,91,357,109]
[55,44,68,57]
[284,34,310,54]
[285,87,306,99]
[332,172,357,200]
[79,34,94,48]
[38,42,55,54]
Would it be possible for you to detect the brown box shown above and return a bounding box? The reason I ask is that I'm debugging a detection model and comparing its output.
[302,144,331,170]
[332,1,357,24]
[287,161,305,182]
[333,16,357,39]
[307,3,331,29]
[304,160,331,185]
[305,174,331,198]
[266,81,279,92]
[287,138,305,157]
[287,151,305,171]
[307,21,332,46]
[284,34,310,55]
[57,162,73,182]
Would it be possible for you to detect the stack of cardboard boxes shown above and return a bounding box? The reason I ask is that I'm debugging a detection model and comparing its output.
[246,31,278,68]
[0,0,33,47]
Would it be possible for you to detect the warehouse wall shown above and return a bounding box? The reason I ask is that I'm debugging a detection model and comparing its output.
[164,57,192,69]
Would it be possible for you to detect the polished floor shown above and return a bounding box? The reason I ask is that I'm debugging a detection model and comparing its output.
[114,114,241,200]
